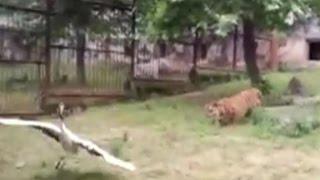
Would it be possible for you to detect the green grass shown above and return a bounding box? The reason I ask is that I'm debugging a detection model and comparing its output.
[265,69,320,95]
[72,69,320,139]
[2,69,320,179]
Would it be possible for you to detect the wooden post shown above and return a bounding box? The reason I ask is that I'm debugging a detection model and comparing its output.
[232,25,238,71]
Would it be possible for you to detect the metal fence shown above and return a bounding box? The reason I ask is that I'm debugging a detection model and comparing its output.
[48,36,132,98]
[0,3,46,115]
[133,38,196,82]
[50,39,130,95]
[46,1,134,100]
[197,32,272,72]
[0,1,134,115]
[0,1,273,115]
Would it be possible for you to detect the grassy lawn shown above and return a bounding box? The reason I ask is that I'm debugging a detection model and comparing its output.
[1,69,320,179]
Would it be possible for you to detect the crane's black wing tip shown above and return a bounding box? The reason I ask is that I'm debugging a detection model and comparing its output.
[33,127,60,142]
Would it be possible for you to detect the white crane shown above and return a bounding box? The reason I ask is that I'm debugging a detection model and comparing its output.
[0,103,136,172]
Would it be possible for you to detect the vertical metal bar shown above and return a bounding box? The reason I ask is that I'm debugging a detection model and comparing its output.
[189,28,201,85]
[193,28,200,70]
[45,0,52,86]
[232,25,238,71]
[43,0,53,108]
[130,0,136,79]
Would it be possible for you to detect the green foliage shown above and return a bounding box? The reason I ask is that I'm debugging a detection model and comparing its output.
[281,117,319,138]
[263,93,293,106]
[141,0,310,38]
[308,0,320,15]
[0,0,132,39]
[255,79,273,95]
[249,108,320,138]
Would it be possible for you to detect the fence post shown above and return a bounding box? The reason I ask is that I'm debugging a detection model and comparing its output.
[189,28,201,85]
[232,25,238,71]
[124,0,137,97]
[42,0,53,108]
[193,28,200,70]
[130,0,136,80]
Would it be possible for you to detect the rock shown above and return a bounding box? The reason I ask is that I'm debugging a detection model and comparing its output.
[15,161,26,169]
[286,76,308,97]
[292,96,320,106]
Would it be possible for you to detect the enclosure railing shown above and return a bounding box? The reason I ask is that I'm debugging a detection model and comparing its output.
[0,0,135,115]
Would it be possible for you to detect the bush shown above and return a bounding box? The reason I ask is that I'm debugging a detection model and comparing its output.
[277,116,320,138]
[263,94,293,107]
[249,108,320,138]
[255,79,273,95]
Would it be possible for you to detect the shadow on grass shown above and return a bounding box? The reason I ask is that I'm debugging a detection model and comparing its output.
[34,170,124,180]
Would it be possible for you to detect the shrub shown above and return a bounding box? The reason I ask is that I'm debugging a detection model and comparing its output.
[255,79,273,95]
[249,108,320,138]
[277,116,320,138]
[262,93,293,107]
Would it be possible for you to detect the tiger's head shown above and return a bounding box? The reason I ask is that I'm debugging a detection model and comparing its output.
[204,102,222,121]
[250,88,263,106]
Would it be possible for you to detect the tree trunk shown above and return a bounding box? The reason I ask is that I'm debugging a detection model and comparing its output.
[242,18,262,85]
[124,38,132,57]
[158,39,167,58]
[76,29,86,85]
[201,43,208,59]
[104,35,111,60]
[232,25,239,70]
[268,30,279,70]
[220,40,228,64]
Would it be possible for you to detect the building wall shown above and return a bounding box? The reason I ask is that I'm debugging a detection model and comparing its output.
[278,33,309,65]
[277,17,320,68]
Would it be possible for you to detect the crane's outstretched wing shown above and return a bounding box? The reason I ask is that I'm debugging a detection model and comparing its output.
[62,126,136,171]
[0,118,62,142]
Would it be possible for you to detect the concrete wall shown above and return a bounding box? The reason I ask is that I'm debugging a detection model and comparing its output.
[278,34,308,65]
[277,17,320,68]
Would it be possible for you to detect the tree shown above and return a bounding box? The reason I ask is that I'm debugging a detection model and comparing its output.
[51,0,131,84]
[214,0,308,85]
[141,0,308,85]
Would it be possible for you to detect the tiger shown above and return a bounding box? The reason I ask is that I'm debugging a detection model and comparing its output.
[204,88,262,126]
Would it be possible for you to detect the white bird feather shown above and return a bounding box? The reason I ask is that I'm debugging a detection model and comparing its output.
[0,118,136,171]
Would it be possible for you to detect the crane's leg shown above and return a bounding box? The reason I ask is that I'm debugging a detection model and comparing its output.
[55,156,66,170]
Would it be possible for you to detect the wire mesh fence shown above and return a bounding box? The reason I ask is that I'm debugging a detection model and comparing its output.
[0,3,46,114]
[197,33,272,72]
[49,37,131,95]
[0,1,274,114]
[0,1,134,114]
[133,39,195,81]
